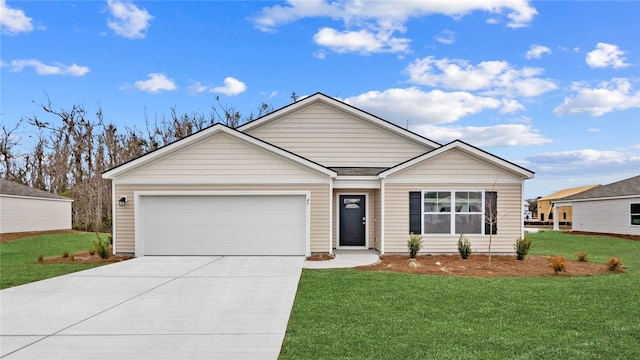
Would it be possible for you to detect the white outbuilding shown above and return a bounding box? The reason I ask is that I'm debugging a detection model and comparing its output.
[0,179,73,234]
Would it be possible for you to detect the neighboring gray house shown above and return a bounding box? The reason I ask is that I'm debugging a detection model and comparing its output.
[0,179,73,234]
[103,93,534,257]
[553,175,640,236]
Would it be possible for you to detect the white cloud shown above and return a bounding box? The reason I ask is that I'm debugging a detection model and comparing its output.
[414,123,551,147]
[253,1,537,54]
[212,77,247,96]
[587,128,601,133]
[500,99,525,114]
[586,42,629,69]
[405,56,557,97]
[133,73,176,93]
[106,0,153,39]
[525,44,551,59]
[0,0,33,35]
[434,30,455,45]
[187,80,208,94]
[553,78,640,116]
[524,148,640,175]
[7,59,89,76]
[344,87,502,125]
[313,27,410,54]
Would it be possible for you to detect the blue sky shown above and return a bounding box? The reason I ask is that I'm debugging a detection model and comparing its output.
[1,0,639,199]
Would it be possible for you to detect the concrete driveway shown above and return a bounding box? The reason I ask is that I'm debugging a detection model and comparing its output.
[0,256,304,359]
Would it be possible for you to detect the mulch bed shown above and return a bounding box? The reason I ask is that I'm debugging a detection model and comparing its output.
[355,254,618,278]
[306,254,336,261]
[38,250,131,264]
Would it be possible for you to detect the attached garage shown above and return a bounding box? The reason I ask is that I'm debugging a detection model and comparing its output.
[136,193,309,256]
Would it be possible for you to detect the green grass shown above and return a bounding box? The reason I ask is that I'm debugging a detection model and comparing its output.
[280,232,640,359]
[0,232,111,289]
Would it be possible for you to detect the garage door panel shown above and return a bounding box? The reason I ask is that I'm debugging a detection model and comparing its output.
[140,195,306,256]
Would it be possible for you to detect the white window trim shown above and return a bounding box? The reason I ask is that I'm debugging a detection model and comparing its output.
[630,202,640,227]
[421,190,486,236]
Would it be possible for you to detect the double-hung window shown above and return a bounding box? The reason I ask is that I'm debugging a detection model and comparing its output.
[412,190,495,235]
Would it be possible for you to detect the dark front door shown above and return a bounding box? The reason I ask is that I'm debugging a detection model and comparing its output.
[339,195,366,247]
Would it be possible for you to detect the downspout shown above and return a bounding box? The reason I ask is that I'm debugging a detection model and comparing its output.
[521,179,525,239]
[110,180,117,255]
[328,176,335,254]
[380,178,386,254]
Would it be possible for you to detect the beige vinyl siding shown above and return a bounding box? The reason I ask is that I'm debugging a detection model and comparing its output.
[384,183,523,254]
[113,183,330,255]
[117,132,327,183]
[0,196,72,233]
[332,190,379,250]
[383,149,525,254]
[244,102,432,167]
[387,148,515,181]
[572,197,640,236]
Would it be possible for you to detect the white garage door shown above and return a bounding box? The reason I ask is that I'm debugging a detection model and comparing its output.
[140,195,307,256]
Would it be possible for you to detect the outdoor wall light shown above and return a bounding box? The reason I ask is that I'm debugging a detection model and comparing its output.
[119,196,127,207]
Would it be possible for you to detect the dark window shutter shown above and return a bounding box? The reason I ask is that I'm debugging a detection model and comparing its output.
[484,191,498,235]
[409,192,422,234]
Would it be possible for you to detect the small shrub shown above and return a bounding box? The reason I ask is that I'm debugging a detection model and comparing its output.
[37,254,44,262]
[62,250,70,258]
[408,233,423,259]
[576,252,588,262]
[548,255,566,275]
[89,249,96,256]
[93,233,111,259]
[69,253,75,261]
[607,257,623,271]
[514,237,532,260]
[457,234,472,259]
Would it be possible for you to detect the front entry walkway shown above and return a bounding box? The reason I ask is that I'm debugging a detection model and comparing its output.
[0,256,304,360]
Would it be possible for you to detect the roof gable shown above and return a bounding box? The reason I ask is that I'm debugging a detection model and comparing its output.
[102,124,336,179]
[379,140,535,180]
[239,93,440,148]
[238,93,439,167]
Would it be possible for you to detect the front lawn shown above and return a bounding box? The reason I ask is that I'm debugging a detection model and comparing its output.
[280,232,640,359]
[0,232,112,289]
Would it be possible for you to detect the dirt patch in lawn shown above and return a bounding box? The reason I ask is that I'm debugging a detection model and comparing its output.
[0,229,86,243]
[356,254,618,278]
[37,250,131,265]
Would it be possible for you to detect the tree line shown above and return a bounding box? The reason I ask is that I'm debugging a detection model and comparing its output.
[0,96,277,232]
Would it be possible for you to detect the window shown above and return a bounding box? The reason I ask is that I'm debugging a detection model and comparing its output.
[421,191,491,235]
[631,203,640,226]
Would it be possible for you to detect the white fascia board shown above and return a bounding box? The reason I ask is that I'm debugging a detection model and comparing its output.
[238,93,440,149]
[0,194,74,203]
[103,124,336,179]
[379,141,534,180]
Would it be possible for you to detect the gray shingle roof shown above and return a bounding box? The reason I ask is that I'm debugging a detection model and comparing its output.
[559,175,640,201]
[0,179,71,200]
